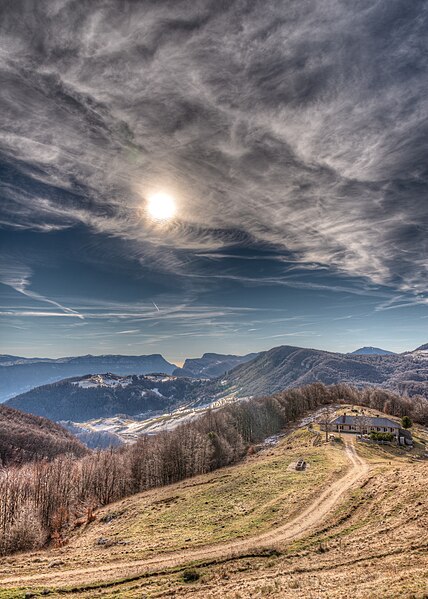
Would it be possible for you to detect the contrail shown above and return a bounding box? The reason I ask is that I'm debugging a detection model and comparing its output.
[0,263,85,319]
[152,301,160,312]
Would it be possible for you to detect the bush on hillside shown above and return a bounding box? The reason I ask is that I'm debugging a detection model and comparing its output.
[401,415,412,429]
[182,569,200,582]
[0,502,46,555]
[369,432,394,442]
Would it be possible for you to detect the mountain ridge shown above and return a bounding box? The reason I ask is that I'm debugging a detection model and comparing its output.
[6,344,428,422]
[172,352,259,379]
[219,344,428,399]
[415,343,428,352]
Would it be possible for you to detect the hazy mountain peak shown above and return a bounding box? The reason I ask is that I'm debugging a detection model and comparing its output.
[414,343,428,351]
[173,352,259,379]
[350,347,395,355]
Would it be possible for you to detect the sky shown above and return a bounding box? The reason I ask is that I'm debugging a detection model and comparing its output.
[0,0,427,364]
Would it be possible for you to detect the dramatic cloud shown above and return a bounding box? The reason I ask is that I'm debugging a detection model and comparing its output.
[0,0,427,296]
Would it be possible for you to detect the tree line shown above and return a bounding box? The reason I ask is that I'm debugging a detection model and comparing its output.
[1,382,427,555]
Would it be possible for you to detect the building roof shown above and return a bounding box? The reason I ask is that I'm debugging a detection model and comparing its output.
[330,415,400,429]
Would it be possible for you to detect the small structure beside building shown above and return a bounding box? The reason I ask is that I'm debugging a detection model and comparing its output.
[295,458,307,471]
[329,413,412,446]
[398,428,413,447]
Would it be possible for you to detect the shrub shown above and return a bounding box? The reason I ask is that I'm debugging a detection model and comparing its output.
[401,415,412,429]
[369,432,394,442]
[0,502,46,555]
[182,569,200,582]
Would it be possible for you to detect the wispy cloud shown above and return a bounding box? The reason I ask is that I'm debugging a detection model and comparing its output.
[0,310,81,318]
[375,295,428,312]
[0,297,263,327]
[115,329,140,335]
[0,262,84,319]
[179,271,391,298]
[258,331,321,340]
[0,0,426,300]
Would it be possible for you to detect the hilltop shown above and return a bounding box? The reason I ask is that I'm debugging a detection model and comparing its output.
[349,346,395,355]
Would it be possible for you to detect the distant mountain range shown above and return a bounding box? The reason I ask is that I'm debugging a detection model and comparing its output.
[0,351,261,402]
[0,354,176,402]
[172,352,258,379]
[350,346,396,355]
[5,344,428,423]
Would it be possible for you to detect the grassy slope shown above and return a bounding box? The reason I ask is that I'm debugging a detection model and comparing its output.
[74,430,346,553]
[0,430,347,590]
[1,410,428,598]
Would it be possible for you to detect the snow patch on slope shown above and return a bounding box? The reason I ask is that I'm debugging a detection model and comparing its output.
[72,393,248,442]
[72,374,132,389]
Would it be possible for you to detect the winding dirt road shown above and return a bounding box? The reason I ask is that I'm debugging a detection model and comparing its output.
[0,442,369,590]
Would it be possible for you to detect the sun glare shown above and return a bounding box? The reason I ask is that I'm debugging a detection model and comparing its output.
[146,192,177,221]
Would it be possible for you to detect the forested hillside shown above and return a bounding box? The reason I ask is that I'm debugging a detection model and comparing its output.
[0,404,88,466]
[7,374,206,421]
[221,345,428,398]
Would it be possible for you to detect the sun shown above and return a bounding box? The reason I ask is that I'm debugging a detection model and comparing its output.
[146,192,177,221]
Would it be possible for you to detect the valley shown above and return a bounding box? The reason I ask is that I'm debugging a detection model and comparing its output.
[1,347,428,597]
[66,392,243,443]
[173,352,259,379]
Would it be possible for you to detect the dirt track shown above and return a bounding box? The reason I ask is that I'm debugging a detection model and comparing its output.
[0,442,369,590]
